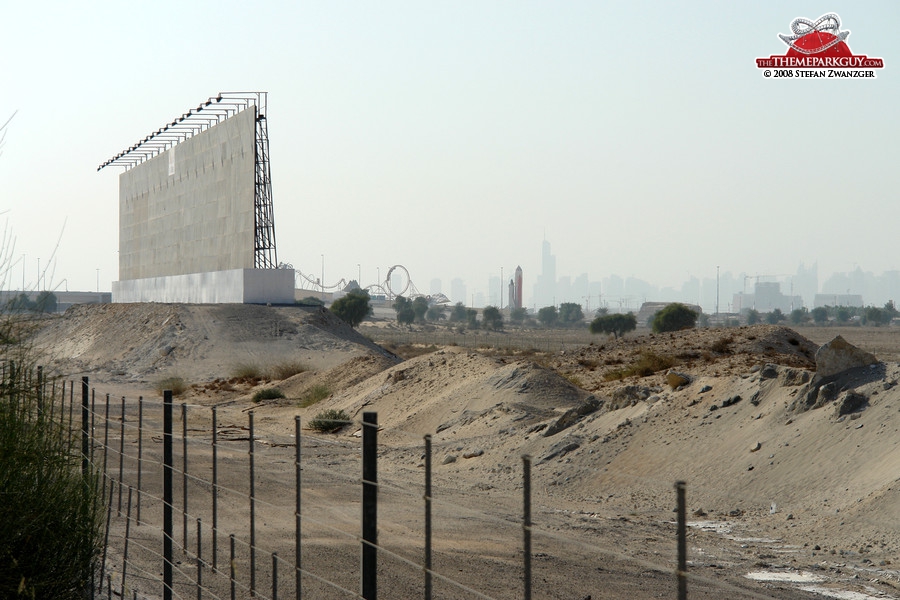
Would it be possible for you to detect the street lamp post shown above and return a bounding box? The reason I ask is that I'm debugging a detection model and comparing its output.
[321,255,325,296]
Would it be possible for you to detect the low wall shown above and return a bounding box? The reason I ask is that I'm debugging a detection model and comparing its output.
[112,269,295,304]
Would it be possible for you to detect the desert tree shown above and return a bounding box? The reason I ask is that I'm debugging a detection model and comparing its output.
[651,303,698,333]
[426,304,446,321]
[448,302,468,323]
[746,309,761,325]
[589,312,636,339]
[537,305,558,327]
[558,302,584,326]
[329,288,372,328]
[765,308,784,324]
[811,306,828,324]
[481,305,503,331]
[864,305,890,326]
[466,308,479,330]
[412,296,429,322]
[509,307,528,325]
[790,307,809,325]
[393,296,415,326]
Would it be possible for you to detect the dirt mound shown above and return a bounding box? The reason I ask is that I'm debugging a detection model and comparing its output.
[552,325,818,395]
[31,306,900,597]
[303,346,591,444]
[30,303,395,384]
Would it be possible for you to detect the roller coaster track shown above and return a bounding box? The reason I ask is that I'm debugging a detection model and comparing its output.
[289,263,443,301]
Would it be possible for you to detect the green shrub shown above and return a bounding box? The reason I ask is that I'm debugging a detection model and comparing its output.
[0,375,104,598]
[298,384,331,408]
[155,375,188,396]
[252,388,286,402]
[308,409,350,433]
[651,303,698,333]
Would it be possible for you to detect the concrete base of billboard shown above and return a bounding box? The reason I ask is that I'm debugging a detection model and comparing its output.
[112,268,295,304]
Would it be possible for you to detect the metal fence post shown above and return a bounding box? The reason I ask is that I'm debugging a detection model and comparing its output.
[676,480,687,600]
[137,397,143,526]
[249,411,257,596]
[294,415,301,600]
[197,518,203,600]
[118,396,126,516]
[361,412,378,600]
[36,365,43,417]
[81,377,89,478]
[230,534,236,600]
[164,390,174,600]
[102,394,111,495]
[122,486,133,600]
[91,388,96,467]
[211,406,219,573]
[424,434,432,600]
[68,379,75,449]
[272,552,278,600]
[183,403,189,553]
[523,455,532,600]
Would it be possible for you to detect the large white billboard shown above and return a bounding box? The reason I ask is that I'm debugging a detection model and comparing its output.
[118,108,257,280]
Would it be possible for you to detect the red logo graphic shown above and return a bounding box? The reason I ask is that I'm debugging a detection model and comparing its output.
[756,13,884,76]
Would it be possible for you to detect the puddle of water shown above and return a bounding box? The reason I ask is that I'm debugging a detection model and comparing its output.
[745,570,825,583]
[687,521,780,544]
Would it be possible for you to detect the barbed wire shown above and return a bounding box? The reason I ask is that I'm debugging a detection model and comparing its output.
[37,376,900,600]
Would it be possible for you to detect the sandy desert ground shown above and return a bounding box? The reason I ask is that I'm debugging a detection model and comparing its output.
[29,304,900,599]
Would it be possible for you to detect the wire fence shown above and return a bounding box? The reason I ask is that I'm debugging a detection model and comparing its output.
[31,372,871,600]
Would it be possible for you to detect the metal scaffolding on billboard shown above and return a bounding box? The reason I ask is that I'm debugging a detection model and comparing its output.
[97,92,278,269]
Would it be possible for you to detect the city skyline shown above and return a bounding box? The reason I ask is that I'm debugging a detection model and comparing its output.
[380,239,900,314]
[2,3,897,301]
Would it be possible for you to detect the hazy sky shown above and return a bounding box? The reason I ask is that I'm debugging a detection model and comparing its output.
[1,1,897,307]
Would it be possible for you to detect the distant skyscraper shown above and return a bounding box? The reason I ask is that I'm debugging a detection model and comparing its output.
[533,240,557,308]
[515,266,523,310]
[450,278,466,305]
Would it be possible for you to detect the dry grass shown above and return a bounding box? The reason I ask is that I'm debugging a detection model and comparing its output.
[231,361,308,382]
[299,384,332,408]
[270,361,308,380]
[603,351,677,381]
[155,375,188,396]
[381,343,440,360]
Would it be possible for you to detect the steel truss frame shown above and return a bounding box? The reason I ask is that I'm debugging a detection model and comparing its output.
[98,92,278,270]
